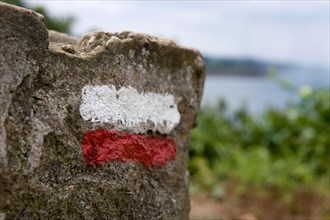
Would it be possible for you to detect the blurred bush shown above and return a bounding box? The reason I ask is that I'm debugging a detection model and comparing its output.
[189,87,329,196]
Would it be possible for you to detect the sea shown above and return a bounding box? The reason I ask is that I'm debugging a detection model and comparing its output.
[202,66,330,113]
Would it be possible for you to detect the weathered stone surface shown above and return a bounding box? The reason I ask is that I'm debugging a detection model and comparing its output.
[0,3,205,219]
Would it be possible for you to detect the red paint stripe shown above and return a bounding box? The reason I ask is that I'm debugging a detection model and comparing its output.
[81,129,176,168]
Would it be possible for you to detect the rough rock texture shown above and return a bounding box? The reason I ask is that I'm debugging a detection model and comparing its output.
[0,3,205,219]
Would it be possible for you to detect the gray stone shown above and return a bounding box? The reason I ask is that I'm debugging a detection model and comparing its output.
[0,2,205,219]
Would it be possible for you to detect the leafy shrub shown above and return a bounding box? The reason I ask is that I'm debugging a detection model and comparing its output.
[189,87,330,195]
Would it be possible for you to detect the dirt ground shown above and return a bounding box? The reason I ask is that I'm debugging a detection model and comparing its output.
[190,194,256,220]
[189,188,329,220]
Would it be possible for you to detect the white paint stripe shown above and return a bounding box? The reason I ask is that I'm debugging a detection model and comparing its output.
[79,85,180,134]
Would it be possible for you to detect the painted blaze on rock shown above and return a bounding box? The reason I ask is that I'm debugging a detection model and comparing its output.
[80,85,180,134]
[79,85,180,168]
[81,129,176,168]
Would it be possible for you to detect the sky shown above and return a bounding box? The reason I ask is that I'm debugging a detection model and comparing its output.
[27,1,329,68]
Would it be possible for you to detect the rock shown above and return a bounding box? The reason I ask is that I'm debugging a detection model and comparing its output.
[0,2,205,219]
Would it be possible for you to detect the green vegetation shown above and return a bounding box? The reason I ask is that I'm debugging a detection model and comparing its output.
[205,57,267,75]
[3,0,74,34]
[189,87,330,198]
[204,56,293,76]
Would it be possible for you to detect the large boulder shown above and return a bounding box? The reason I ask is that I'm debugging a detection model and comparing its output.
[0,3,205,219]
